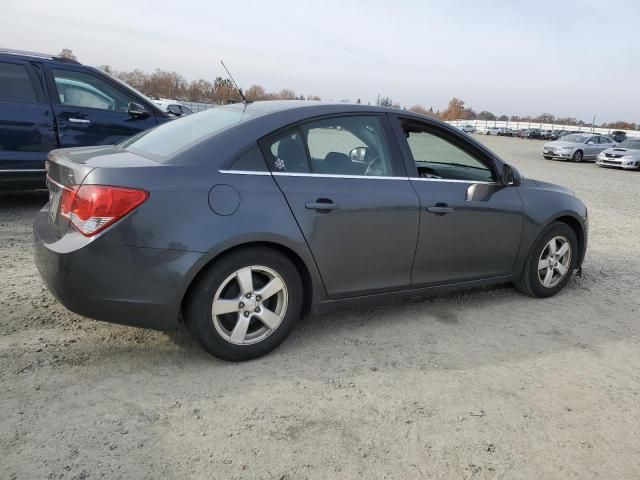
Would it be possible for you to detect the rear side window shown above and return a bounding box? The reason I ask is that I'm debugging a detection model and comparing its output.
[230,145,268,171]
[0,62,37,103]
[264,129,311,173]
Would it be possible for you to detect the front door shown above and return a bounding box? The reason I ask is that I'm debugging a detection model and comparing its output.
[261,114,419,298]
[45,67,158,148]
[393,117,524,286]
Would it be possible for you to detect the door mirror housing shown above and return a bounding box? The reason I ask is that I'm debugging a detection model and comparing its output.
[128,102,149,118]
[349,146,369,163]
[167,105,182,116]
[502,164,521,186]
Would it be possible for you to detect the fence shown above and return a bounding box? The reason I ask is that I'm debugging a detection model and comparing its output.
[446,119,640,138]
[179,101,218,113]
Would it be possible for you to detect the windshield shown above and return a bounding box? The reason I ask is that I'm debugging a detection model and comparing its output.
[561,134,588,143]
[121,106,254,161]
[617,139,640,150]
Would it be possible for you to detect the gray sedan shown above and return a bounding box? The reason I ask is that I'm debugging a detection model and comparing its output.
[543,133,616,162]
[596,138,640,170]
[34,101,588,361]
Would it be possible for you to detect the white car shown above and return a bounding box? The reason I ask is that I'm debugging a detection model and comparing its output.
[458,124,475,133]
[486,127,503,136]
[153,99,193,117]
[596,138,640,170]
[543,133,616,162]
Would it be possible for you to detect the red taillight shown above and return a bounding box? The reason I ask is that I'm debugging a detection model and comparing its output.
[60,185,149,236]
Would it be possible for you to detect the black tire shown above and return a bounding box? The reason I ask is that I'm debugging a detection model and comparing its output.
[543,156,552,160]
[515,222,578,298]
[184,247,303,361]
[572,150,583,163]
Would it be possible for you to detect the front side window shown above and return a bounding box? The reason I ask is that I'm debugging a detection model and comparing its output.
[52,69,135,112]
[402,125,494,182]
[0,62,36,103]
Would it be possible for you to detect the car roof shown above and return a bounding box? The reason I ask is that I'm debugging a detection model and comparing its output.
[0,47,81,65]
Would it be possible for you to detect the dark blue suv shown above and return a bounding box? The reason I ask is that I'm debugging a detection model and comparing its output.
[0,49,172,189]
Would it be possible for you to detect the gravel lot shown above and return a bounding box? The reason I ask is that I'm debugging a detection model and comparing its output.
[2,135,640,479]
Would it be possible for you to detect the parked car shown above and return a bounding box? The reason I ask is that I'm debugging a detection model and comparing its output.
[596,137,640,170]
[153,99,194,117]
[460,124,475,133]
[0,48,172,189]
[608,130,627,143]
[542,133,616,162]
[34,101,589,361]
[498,128,515,137]
[486,127,502,135]
[516,129,530,138]
[526,129,545,140]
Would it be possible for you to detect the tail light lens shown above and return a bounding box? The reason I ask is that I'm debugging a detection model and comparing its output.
[60,185,149,236]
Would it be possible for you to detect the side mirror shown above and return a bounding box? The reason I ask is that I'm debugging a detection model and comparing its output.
[349,146,369,163]
[503,164,521,186]
[167,105,182,116]
[128,102,149,118]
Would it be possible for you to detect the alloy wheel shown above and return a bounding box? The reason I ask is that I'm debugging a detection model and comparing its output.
[211,265,288,345]
[537,236,572,288]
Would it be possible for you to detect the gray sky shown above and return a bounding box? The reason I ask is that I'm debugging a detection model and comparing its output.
[3,0,639,123]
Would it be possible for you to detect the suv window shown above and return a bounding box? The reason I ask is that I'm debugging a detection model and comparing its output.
[302,116,393,176]
[52,69,135,112]
[402,125,494,182]
[0,62,37,103]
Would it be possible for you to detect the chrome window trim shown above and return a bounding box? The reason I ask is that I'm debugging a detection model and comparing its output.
[218,170,271,176]
[0,168,47,173]
[217,169,499,185]
[411,177,499,185]
[272,172,408,180]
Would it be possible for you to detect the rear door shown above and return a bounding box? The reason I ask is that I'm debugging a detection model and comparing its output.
[261,114,420,298]
[0,59,57,173]
[44,66,158,148]
[392,116,524,286]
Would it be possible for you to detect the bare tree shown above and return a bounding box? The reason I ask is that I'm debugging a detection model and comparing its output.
[58,49,77,61]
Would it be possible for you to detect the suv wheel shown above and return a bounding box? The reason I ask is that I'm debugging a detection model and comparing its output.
[185,247,303,361]
[516,222,578,298]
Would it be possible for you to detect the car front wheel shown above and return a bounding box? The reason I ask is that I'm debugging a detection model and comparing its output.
[572,150,583,163]
[515,222,578,298]
[185,247,303,361]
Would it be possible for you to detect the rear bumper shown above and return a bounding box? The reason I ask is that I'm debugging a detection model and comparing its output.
[33,206,202,330]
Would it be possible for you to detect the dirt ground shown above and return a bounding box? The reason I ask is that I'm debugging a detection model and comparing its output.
[2,135,640,479]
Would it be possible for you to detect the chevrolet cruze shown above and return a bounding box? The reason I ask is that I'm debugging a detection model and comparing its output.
[34,101,588,361]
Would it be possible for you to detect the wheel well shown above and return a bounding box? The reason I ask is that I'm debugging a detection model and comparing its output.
[554,215,584,259]
[181,242,314,322]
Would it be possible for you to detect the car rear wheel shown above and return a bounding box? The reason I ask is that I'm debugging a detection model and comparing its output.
[515,222,578,298]
[185,247,303,361]
[543,156,552,160]
[572,150,583,163]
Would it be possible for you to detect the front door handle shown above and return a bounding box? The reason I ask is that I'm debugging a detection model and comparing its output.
[68,118,91,124]
[427,203,453,216]
[305,199,338,212]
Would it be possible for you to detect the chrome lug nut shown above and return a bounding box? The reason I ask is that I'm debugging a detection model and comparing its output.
[254,307,260,313]
[239,302,245,309]
[243,311,250,317]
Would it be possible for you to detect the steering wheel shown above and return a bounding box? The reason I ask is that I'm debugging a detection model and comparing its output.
[364,152,383,176]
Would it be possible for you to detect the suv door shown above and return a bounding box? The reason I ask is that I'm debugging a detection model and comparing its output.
[261,114,419,298]
[0,59,56,176]
[392,117,524,286]
[45,66,158,148]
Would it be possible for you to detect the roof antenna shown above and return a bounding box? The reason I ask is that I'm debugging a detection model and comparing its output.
[220,60,249,104]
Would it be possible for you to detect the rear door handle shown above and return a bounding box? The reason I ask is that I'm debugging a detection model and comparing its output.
[68,118,91,124]
[305,199,338,212]
[427,204,453,216]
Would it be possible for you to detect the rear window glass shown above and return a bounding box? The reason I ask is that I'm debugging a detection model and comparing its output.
[0,62,37,103]
[121,106,254,161]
